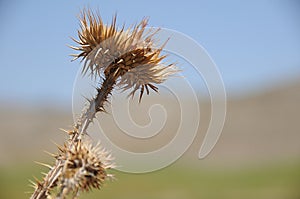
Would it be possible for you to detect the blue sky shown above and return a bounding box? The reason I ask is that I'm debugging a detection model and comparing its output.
[0,0,299,105]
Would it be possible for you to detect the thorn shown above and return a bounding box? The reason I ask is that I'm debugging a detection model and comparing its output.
[104,49,109,54]
[34,161,53,169]
[51,140,65,152]
[59,128,70,134]
[82,95,92,103]
[28,179,36,186]
[68,45,80,50]
[95,47,102,58]
[33,176,39,181]
[117,59,124,64]
[102,108,108,114]
[139,85,144,103]
[28,184,36,189]
[148,84,158,92]
[32,176,42,186]
[145,84,150,95]
[43,150,56,157]
[59,128,76,135]
[71,56,79,62]
[69,54,79,57]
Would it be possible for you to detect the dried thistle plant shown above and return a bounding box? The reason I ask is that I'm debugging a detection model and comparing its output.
[29,8,176,199]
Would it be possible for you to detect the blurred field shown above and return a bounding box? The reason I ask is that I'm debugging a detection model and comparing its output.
[0,80,300,198]
[0,161,299,199]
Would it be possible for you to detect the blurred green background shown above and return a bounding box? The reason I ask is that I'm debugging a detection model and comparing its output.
[1,161,300,199]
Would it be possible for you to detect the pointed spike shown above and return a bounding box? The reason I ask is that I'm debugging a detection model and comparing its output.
[43,150,57,157]
[102,108,108,114]
[68,45,81,50]
[80,93,92,103]
[59,128,70,134]
[34,161,53,169]
[28,183,36,189]
[71,56,79,62]
[28,179,37,187]
[69,54,79,57]
[145,84,150,95]
[148,84,158,92]
[51,140,65,152]
[32,176,39,181]
[139,85,144,103]
[32,176,42,186]
[58,145,65,153]
[94,47,102,58]
[104,49,109,54]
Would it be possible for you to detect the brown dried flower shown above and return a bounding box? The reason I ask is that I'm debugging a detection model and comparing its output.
[56,140,114,197]
[70,9,176,101]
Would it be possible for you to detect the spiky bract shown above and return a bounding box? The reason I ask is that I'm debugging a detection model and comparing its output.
[71,9,176,101]
[56,139,114,197]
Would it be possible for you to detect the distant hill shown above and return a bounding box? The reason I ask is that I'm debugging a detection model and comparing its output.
[0,80,299,167]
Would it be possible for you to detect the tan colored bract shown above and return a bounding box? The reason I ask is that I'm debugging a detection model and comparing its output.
[70,9,176,101]
[57,140,114,194]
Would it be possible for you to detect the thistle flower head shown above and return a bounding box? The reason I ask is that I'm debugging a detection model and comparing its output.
[56,140,114,196]
[71,9,176,101]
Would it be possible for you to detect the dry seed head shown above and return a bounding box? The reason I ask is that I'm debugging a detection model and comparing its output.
[71,9,176,101]
[57,140,114,196]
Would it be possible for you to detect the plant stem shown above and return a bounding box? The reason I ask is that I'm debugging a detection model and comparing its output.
[75,74,117,139]
[30,72,117,199]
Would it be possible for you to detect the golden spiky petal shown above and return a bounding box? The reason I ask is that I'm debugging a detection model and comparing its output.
[71,9,176,101]
[56,140,114,196]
